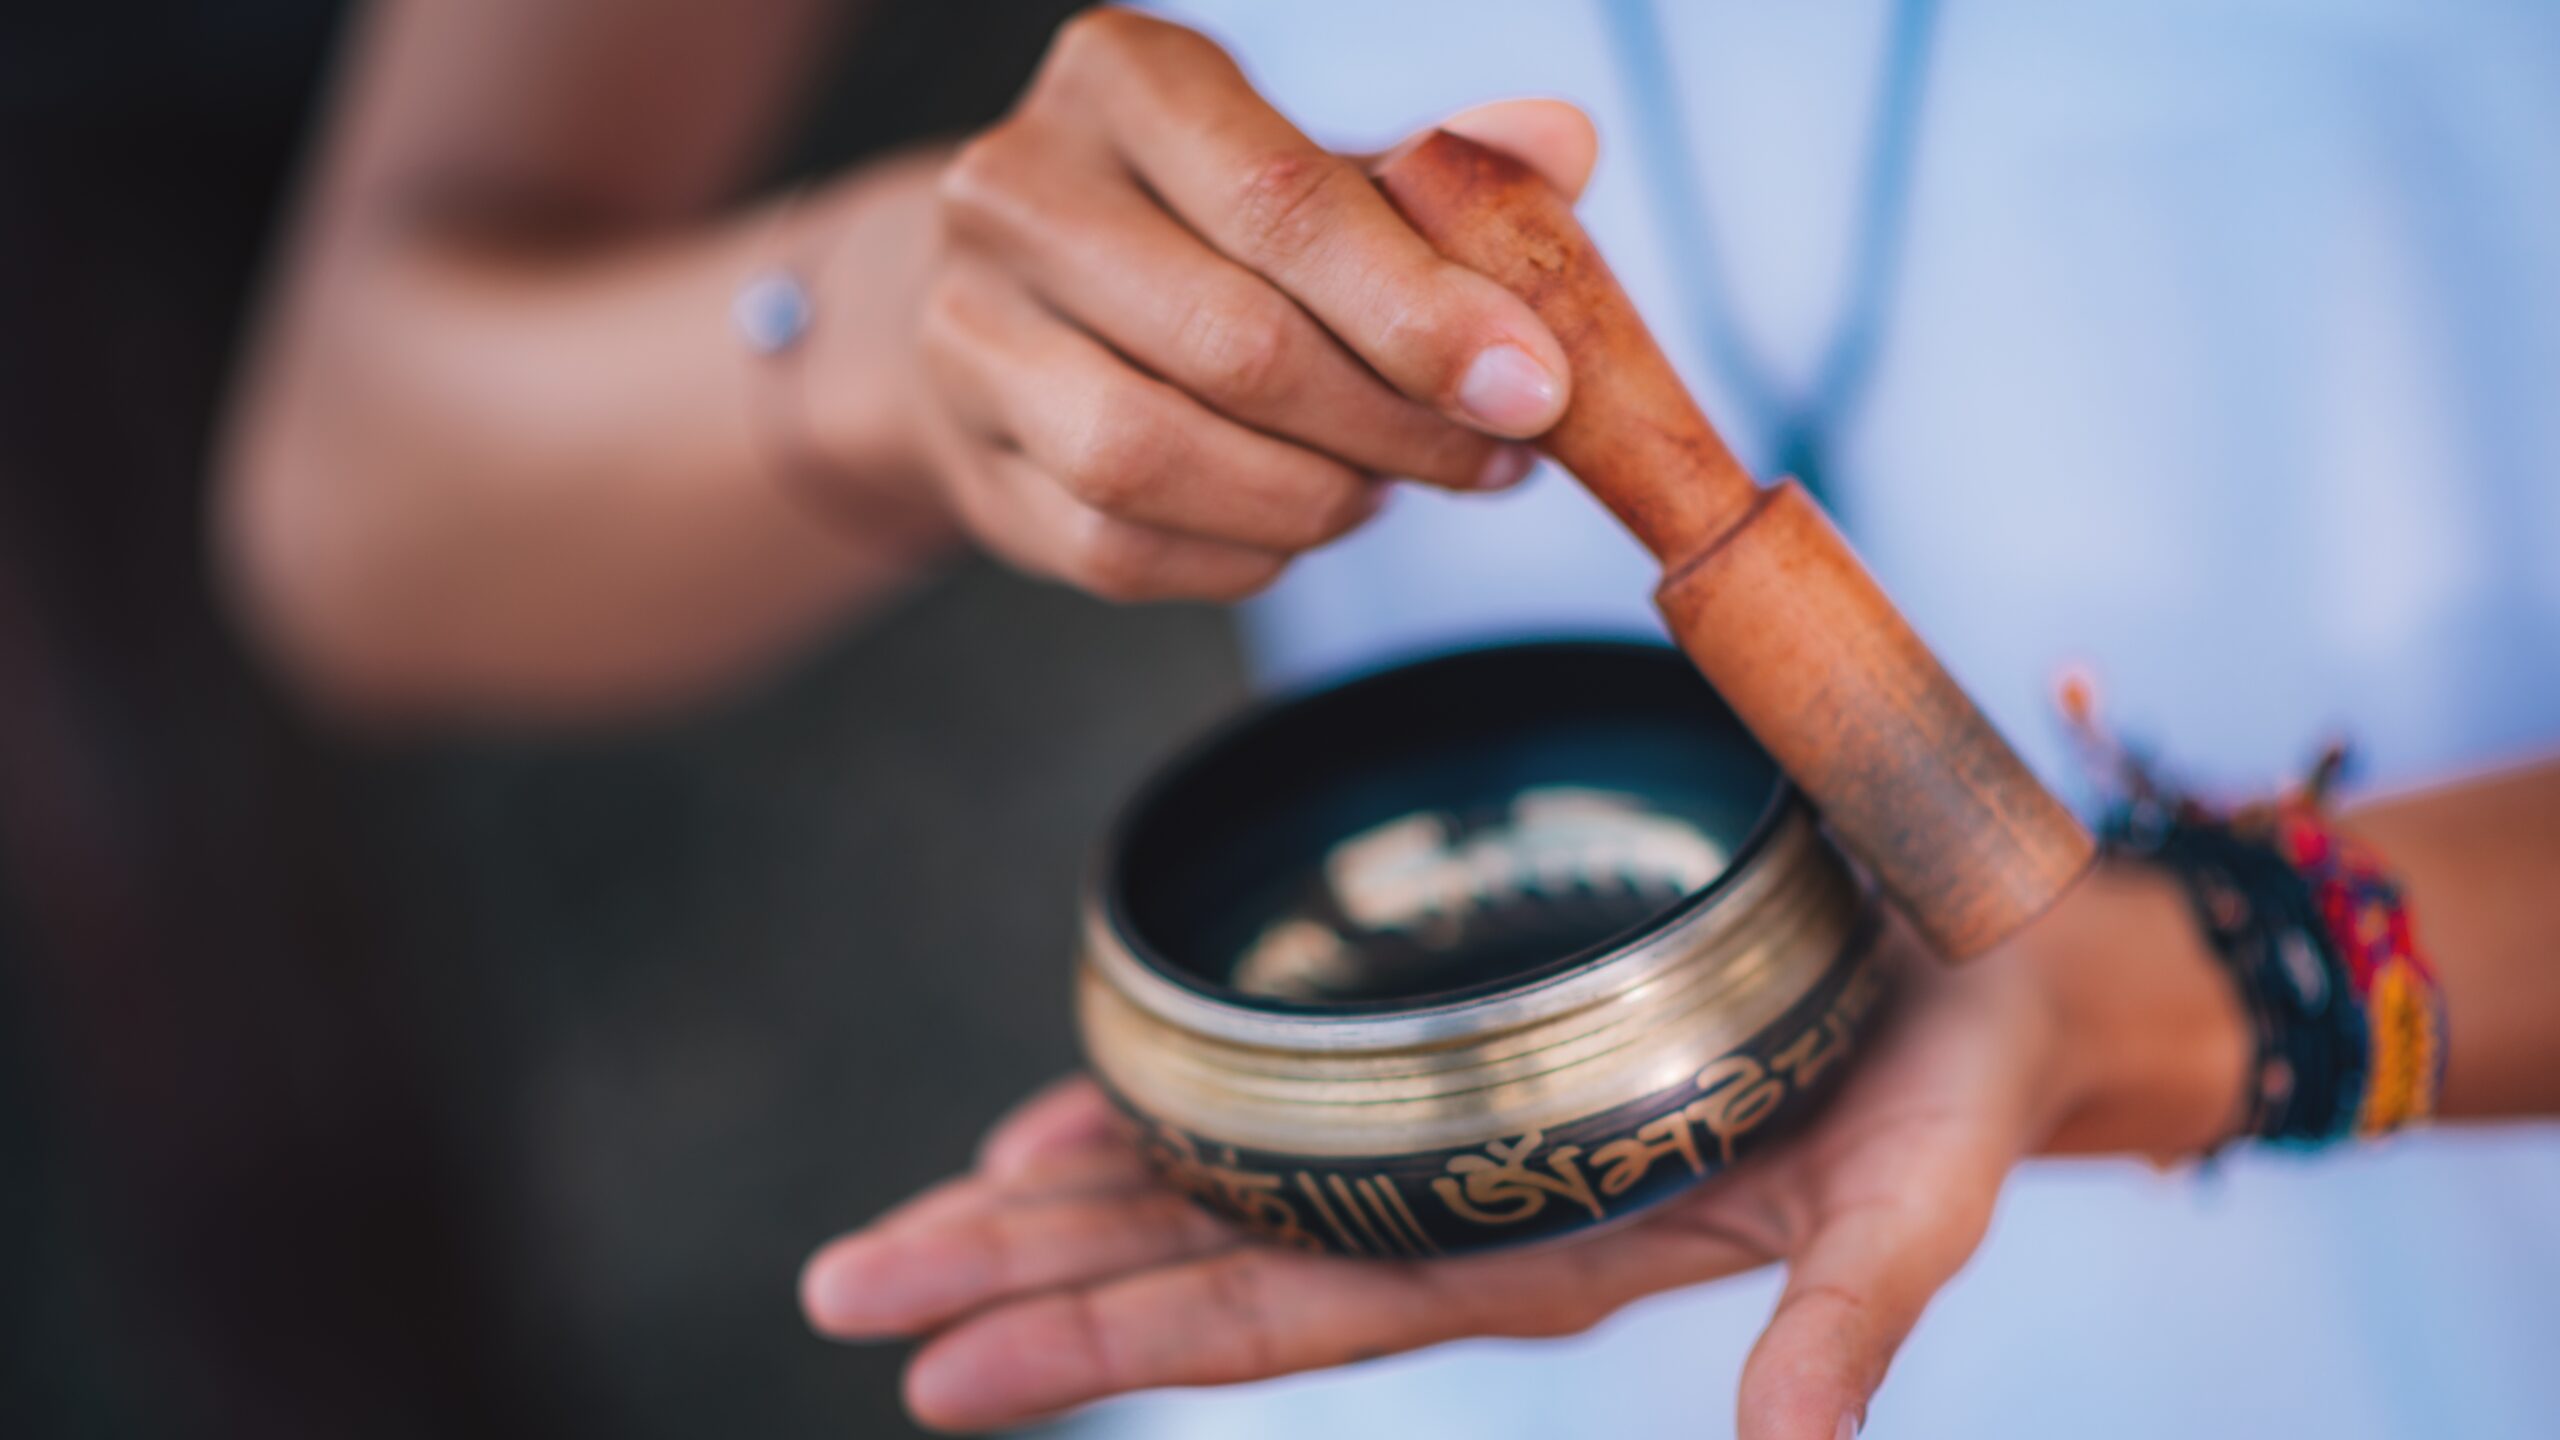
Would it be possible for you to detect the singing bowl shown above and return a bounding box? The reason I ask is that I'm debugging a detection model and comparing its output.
[1077,640,1891,1258]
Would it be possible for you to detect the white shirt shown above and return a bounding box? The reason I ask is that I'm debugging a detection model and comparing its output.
[1077,3,2560,1435]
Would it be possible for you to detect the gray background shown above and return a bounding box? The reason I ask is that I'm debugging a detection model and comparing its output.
[366,562,1244,1438]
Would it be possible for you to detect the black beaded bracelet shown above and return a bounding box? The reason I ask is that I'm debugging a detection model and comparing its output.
[2108,812,2369,1147]
[2065,670,2444,1151]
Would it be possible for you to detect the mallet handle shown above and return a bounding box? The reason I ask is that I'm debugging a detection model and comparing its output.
[1378,131,2091,958]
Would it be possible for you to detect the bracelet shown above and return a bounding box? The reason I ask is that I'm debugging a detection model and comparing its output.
[731,186,955,556]
[2062,680,2446,1149]
[733,189,833,512]
[2267,800,2445,1137]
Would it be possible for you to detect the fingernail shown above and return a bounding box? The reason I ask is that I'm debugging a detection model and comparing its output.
[1470,443,1538,491]
[1837,1412,1861,1440]
[1456,343,1564,434]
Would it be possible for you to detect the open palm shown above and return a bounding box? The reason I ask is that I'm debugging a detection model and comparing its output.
[804,932,2075,1438]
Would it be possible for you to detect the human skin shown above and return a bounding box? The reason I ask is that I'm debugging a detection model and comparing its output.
[220,4,1584,719]
[221,4,2560,1434]
[801,759,2560,1438]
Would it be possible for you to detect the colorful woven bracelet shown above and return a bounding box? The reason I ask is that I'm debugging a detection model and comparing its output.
[2265,800,2445,1137]
[2061,681,2446,1148]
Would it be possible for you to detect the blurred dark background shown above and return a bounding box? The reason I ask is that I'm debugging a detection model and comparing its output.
[0,3,1236,1437]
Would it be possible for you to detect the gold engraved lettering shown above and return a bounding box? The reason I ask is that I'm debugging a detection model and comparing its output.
[1687,1055,1787,1166]
[1769,1014,1849,1092]
[1431,1130,1605,1226]
[1144,1127,1323,1253]
[1144,949,1887,1256]
[1589,1108,1708,1197]
[1328,1173,1393,1254]
[1292,1171,1366,1255]
[1350,1176,1420,1258]
[1369,1174,1443,1257]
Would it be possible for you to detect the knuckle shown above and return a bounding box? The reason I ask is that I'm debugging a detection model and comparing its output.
[1272,474,1373,550]
[1203,552,1288,603]
[955,1208,1025,1294]
[1067,516,1173,602]
[1059,1287,1131,1396]
[1197,1253,1283,1376]
[939,458,1016,556]
[1783,1279,1877,1339]
[1044,8,1227,105]
[1057,7,1227,80]
[1368,284,1482,398]
[1229,150,1357,270]
[914,275,985,384]
[937,128,1035,243]
[1178,291,1299,408]
[1050,6,1140,71]
[1310,478,1381,545]
[916,270,972,343]
[1057,393,1164,511]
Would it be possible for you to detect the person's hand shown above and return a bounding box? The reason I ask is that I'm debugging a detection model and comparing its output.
[861,7,1595,603]
[800,868,2247,1437]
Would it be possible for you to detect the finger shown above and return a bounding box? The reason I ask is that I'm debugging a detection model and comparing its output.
[803,1109,1166,1341]
[1436,99,1600,202]
[1040,10,1570,436]
[920,260,1386,553]
[940,128,1519,491]
[950,444,1293,604]
[976,1074,1126,1177]
[1736,1128,2006,1440]
[804,1181,1244,1341]
[853,1136,1159,1252]
[902,1198,1769,1431]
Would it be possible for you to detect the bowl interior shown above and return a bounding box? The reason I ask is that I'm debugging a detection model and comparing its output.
[1106,640,1784,1013]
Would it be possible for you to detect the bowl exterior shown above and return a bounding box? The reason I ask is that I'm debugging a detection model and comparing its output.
[1079,803,1890,1258]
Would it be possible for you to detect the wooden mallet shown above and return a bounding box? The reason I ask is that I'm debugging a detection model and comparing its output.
[1378,130,2091,959]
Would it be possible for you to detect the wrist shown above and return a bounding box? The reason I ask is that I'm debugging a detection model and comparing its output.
[785,148,964,544]
[2025,861,2250,1162]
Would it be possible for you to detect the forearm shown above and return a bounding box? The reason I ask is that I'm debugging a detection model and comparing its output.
[2033,755,2560,1161]
[219,151,957,721]
[2344,757,2560,1118]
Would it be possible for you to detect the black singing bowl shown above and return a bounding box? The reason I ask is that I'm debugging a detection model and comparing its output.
[1077,640,1892,1258]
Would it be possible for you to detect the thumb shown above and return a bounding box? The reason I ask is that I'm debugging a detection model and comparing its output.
[1432,98,1601,201]
[1736,1162,2002,1439]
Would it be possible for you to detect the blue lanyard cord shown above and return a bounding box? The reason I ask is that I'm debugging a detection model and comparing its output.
[1597,0,1939,511]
